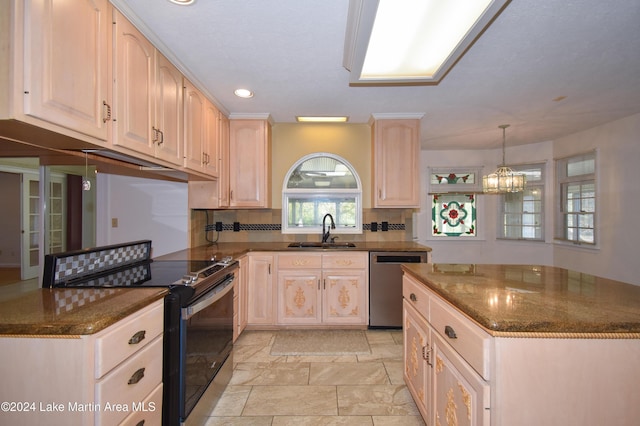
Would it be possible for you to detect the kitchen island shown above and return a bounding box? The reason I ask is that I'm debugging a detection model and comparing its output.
[402,263,640,426]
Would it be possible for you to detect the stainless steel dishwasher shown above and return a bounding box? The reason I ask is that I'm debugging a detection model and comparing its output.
[369,251,428,328]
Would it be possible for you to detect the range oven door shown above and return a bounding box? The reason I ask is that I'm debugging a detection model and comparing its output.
[179,275,234,423]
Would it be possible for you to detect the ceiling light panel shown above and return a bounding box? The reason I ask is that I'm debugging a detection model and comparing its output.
[296,116,349,123]
[344,0,509,84]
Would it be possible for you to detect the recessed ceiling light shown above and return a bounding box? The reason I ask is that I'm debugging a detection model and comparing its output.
[234,88,254,98]
[296,116,349,123]
[168,0,195,5]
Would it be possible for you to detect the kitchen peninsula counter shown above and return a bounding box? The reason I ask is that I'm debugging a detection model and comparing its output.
[402,263,640,336]
[0,287,167,336]
[155,240,432,262]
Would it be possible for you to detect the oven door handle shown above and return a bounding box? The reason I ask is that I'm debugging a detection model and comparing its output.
[182,276,235,320]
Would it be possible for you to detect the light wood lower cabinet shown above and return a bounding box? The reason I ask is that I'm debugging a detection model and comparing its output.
[0,299,164,426]
[277,252,368,326]
[404,272,640,426]
[246,253,275,325]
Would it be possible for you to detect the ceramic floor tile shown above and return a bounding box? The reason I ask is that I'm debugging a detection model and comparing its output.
[382,361,404,385]
[285,354,359,363]
[357,344,403,363]
[309,362,390,385]
[209,385,251,416]
[230,362,310,386]
[390,331,403,345]
[272,415,374,425]
[204,416,274,426]
[233,344,287,364]
[364,330,397,345]
[234,330,275,347]
[337,385,420,416]
[372,415,425,426]
[243,385,338,416]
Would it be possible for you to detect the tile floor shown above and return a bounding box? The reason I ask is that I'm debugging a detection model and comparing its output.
[203,329,425,426]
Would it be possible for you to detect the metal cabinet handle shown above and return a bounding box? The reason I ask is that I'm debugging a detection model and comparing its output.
[128,330,146,345]
[422,345,432,366]
[158,129,164,145]
[410,293,417,302]
[444,325,457,339]
[136,421,145,426]
[152,127,159,143]
[128,367,145,385]
[102,101,111,123]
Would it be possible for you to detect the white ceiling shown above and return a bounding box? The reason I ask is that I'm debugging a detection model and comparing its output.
[112,0,640,150]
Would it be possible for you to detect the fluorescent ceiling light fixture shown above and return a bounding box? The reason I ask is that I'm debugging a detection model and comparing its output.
[343,0,509,84]
[168,0,195,5]
[234,88,254,98]
[296,116,349,123]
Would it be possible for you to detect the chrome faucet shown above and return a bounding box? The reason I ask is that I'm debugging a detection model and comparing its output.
[321,213,336,243]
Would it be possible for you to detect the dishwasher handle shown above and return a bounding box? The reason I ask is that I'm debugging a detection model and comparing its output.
[373,254,426,264]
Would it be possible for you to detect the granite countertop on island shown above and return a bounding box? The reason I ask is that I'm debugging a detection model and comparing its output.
[0,288,167,336]
[402,263,640,337]
[154,240,432,262]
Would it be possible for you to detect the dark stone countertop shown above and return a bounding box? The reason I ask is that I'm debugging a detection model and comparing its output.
[0,288,167,336]
[402,263,640,337]
[154,241,432,261]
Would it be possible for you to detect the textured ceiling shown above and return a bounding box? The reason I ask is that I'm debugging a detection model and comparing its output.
[111,0,640,150]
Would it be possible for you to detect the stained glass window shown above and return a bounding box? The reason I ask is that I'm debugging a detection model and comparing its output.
[432,194,476,237]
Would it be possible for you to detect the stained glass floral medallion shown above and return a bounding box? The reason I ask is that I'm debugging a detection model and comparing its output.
[432,194,476,237]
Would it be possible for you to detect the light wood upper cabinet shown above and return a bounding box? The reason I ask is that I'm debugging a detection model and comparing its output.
[372,118,420,208]
[227,119,272,208]
[154,53,183,165]
[112,10,183,166]
[183,79,220,177]
[13,0,111,141]
[112,10,155,157]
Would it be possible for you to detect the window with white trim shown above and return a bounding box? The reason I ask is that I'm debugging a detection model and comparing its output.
[498,163,545,241]
[282,153,362,234]
[555,152,596,245]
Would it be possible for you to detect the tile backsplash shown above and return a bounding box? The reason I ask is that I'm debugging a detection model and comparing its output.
[190,209,414,247]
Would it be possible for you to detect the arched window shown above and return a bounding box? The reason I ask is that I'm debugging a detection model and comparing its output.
[282,153,362,234]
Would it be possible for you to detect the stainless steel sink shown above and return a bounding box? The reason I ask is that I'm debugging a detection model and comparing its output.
[288,242,356,249]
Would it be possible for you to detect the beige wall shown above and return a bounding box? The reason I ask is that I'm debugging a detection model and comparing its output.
[271,123,372,208]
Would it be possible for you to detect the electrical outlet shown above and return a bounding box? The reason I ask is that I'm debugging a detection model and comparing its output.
[381,221,389,231]
[233,222,240,232]
[215,222,223,232]
[111,218,118,228]
[371,222,378,232]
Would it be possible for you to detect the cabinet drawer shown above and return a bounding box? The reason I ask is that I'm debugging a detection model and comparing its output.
[322,252,367,269]
[118,382,163,426]
[95,300,164,378]
[96,335,163,426]
[403,273,430,319]
[429,296,491,380]
[278,253,322,269]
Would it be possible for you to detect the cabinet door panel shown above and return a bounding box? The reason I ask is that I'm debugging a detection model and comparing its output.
[113,11,155,155]
[277,271,322,324]
[247,254,274,325]
[373,119,420,207]
[183,80,205,170]
[322,269,367,324]
[432,333,490,426]
[403,300,431,421]
[25,0,109,140]
[155,54,183,165]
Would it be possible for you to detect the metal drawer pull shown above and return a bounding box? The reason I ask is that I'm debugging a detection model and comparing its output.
[128,330,146,345]
[136,421,145,426]
[444,325,457,339]
[128,367,145,385]
[410,293,417,302]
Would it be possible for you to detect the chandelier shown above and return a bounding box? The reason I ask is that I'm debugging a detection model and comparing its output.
[482,124,526,193]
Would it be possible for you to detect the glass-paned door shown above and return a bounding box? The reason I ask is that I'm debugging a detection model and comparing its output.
[21,173,40,280]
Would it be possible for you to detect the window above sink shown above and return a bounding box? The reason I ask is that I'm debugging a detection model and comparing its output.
[282,153,362,235]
